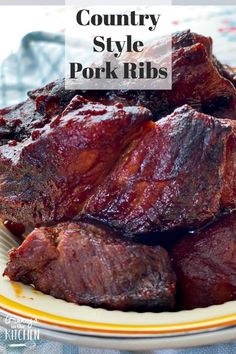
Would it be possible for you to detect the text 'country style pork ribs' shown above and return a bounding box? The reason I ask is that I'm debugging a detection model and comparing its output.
[83,105,236,237]
[4,221,176,311]
[0,96,151,227]
[171,212,236,310]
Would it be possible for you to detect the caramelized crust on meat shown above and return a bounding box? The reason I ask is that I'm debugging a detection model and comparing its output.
[0,96,151,227]
[111,30,236,119]
[83,105,235,237]
[28,30,236,120]
[0,30,236,232]
[1,30,236,313]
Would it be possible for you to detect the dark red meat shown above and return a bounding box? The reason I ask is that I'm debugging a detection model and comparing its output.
[0,30,235,231]
[171,212,236,310]
[0,96,151,227]
[28,30,236,120]
[0,31,235,150]
[1,30,236,313]
[112,30,236,119]
[83,105,236,237]
[0,99,46,147]
[4,221,176,311]
[221,122,236,209]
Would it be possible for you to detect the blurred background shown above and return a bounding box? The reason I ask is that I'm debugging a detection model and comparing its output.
[0,5,236,108]
[0,6,65,107]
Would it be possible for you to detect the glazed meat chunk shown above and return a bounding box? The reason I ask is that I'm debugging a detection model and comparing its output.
[171,212,236,310]
[0,84,76,149]
[0,99,47,148]
[4,221,176,311]
[1,31,234,152]
[28,30,236,120]
[84,105,236,237]
[0,96,151,227]
[0,30,235,232]
[112,30,236,119]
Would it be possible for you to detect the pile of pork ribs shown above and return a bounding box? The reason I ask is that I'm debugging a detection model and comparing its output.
[1,30,236,312]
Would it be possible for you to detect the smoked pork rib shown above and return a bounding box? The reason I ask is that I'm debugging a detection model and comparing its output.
[0,96,151,227]
[28,30,236,120]
[0,83,75,149]
[0,30,236,230]
[0,81,81,153]
[0,30,235,146]
[4,221,176,311]
[83,105,236,237]
[112,30,236,119]
[171,212,236,310]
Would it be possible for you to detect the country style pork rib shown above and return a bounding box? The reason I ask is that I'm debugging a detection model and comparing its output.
[0,30,236,230]
[111,30,236,119]
[0,99,46,148]
[83,105,236,236]
[27,30,236,120]
[4,221,176,311]
[0,96,151,227]
[171,212,236,310]
[0,30,235,148]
